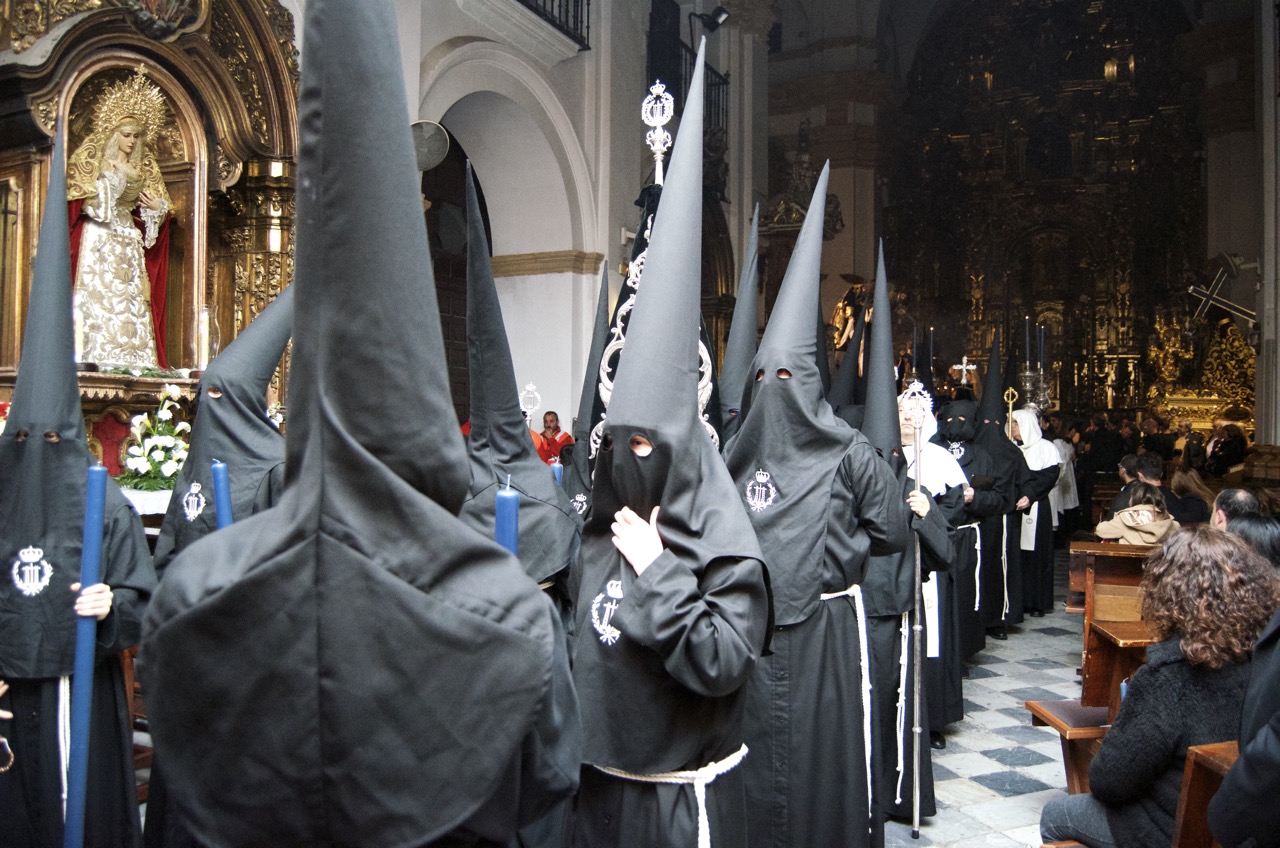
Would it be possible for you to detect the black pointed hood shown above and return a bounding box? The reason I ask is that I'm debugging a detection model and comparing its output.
[152,286,294,575]
[458,163,579,584]
[590,38,759,567]
[718,204,759,440]
[139,2,565,844]
[976,329,1004,424]
[563,266,610,516]
[0,128,154,679]
[861,243,901,461]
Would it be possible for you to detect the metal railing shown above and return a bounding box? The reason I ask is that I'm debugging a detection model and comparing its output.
[514,0,590,49]
[647,32,730,131]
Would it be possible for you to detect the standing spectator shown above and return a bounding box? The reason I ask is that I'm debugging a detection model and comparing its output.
[1140,417,1175,462]
[537,410,574,465]
[1169,468,1213,524]
[1207,423,1248,478]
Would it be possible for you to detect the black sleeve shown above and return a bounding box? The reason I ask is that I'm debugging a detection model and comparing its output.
[97,501,157,657]
[1209,709,1280,848]
[845,444,910,557]
[910,490,955,566]
[1087,664,1180,804]
[615,551,770,698]
[515,611,582,827]
[1020,464,1060,505]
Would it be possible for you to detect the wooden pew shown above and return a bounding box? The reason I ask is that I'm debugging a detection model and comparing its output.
[1026,698,1110,794]
[1066,541,1152,614]
[1081,549,1149,712]
[1171,741,1238,848]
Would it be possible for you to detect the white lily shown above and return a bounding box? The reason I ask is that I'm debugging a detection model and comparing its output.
[156,408,173,422]
[164,384,182,400]
[150,449,165,463]
[174,421,191,434]
[127,445,144,457]
[160,460,179,477]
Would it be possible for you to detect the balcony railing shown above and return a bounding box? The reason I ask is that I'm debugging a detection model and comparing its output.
[514,0,590,49]
[647,32,730,132]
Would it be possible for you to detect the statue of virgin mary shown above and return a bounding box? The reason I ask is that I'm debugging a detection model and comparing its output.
[66,67,172,369]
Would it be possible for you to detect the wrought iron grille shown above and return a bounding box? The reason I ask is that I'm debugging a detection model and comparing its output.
[514,0,591,49]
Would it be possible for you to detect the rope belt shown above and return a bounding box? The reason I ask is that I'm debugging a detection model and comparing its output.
[894,611,910,804]
[537,580,555,591]
[819,583,874,820]
[58,675,71,820]
[593,744,748,848]
[957,522,982,612]
[1000,519,1010,618]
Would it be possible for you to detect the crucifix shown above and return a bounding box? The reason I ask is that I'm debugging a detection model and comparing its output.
[951,355,978,385]
[1188,252,1258,322]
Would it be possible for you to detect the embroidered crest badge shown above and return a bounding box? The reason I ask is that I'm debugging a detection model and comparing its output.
[571,492,588,516]
[947,441,966,459]
[591,578,624,645]
[11,546,53,597]
[745,469,778,513]
[182,481,207,522]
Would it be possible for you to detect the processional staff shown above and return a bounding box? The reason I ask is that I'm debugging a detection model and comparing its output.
[1003,387,1019,440]
[899,379,930,840]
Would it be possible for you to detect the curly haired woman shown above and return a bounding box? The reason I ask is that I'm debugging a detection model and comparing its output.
[1040,525,1279,848]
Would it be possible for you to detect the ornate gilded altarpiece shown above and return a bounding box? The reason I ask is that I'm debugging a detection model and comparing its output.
[880,0,1240,419]
[0,0,298,470]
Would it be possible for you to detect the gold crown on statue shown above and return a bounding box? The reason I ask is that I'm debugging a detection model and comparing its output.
[93,65,168,139]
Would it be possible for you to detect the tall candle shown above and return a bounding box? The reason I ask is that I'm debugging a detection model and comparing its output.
[64,464,108,848]
[496,474,519,556]
[211,459,234,529]
[929,327,934,371]
[912,325,918,372]
[1025,316,1031,365]
[1038,325,1045,368]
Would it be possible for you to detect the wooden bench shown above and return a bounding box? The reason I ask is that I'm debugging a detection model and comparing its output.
[1086,619,1154,722]
[1066,541,1153,614]
[121,646,151,803]
[1079,546,1148,709]
[1171,741,1238,848]
[1025,698,1110,794]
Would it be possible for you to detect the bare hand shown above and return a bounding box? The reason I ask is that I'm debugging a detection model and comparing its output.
[0,680,10,721]
[612,506,663,576]
[964,487,975,504]
[907,490,931,519]
[70,582,113,621]
[138,191,164,212]
[1015,496,1031,511]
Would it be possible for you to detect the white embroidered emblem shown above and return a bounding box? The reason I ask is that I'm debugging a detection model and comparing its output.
[947,441,965,459]
[11,546,53,597]
[591,579,624,645]
[745,469,778,513]
[182,481,207,522]
[571,492,588,515]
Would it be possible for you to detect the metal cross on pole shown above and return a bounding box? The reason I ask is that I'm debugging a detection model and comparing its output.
[1188,252,1258,322]
[951,355,978,385]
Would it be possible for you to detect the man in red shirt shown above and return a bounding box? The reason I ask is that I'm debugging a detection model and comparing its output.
[536,411,573,464]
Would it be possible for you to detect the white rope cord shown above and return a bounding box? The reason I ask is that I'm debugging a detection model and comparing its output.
[894,611,910,805]
[968,525,982,611]
[819,584,875,821]
[1000,520,1010,618]
[58,675,71,820]
[537,580,555,590]
[593,744,748,848]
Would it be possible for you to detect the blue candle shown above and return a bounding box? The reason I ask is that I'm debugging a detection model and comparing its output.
[496,474,519,556]
[929,327,934,370]
[551,461,563,485]
[1025,316,1031,365]
[211,459,234,529]
[912,325,918,372]
[64,464,108,848]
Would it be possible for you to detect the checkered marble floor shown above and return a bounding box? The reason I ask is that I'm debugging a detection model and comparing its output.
[886,552,1081,848]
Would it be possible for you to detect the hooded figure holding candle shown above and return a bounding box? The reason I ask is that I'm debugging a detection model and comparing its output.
[0,127,155,847]
[724,162,908,848]
[139,1,579,844]
[570,40,771,848]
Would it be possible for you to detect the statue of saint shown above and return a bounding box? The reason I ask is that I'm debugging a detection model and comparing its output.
[67,66,172,369]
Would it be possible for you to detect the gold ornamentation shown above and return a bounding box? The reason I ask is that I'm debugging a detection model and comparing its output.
[1202,322,1256,407]
[209,0,269,146]
[263,0,300,96]
[91,65,169,141]
[5,1,103,53]
[66,67,170,204]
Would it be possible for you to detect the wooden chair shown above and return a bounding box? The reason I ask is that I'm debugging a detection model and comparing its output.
[1171,741,1238,848]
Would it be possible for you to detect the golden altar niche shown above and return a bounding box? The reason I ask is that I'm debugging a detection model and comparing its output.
[0,0,300,468]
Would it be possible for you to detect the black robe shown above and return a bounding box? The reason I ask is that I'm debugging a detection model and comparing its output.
[1017,463,1060,615]
[863,479,953,834]
[973,422,1030,628]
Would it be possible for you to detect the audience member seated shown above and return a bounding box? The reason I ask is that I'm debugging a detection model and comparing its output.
[1095,482,1179,545]
[1040,526,1278,848]
[1208,581,1280,848]
[1131,452,1197,525]
[1211,487,1266,530]
[1226,512,1280,568]
[1102,454,1140,521]
[1206,423,1248,478]
[1169,468,1212,524]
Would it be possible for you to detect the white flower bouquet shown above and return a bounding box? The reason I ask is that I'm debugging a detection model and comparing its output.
[117,384,190,491]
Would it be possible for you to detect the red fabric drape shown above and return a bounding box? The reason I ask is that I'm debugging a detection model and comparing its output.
[66,199,171,368]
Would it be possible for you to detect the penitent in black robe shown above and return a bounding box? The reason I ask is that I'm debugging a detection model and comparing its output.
[863,478,953,834]
[973,421,1030,628]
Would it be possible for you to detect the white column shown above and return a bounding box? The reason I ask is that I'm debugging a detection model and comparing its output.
[1258,0,1279,442]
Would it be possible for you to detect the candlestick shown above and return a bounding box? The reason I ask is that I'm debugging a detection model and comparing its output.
[211,459,234,529]
[65,464,108,848]
[496,474,519,556]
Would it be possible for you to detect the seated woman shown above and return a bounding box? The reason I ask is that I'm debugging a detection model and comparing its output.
[1094,482,1179,545]
[1170,468,1213,524]
[1040,526,1279,848]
